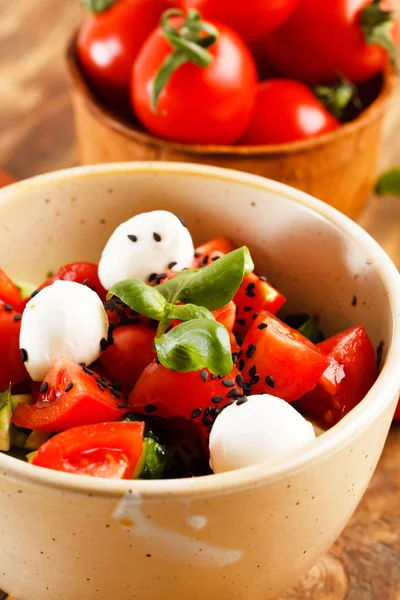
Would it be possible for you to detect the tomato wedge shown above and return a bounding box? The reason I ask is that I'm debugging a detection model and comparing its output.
[32,422,145,479]
[99,324,156,395]
[298,326,376,426]
[233,272,286,339]
[129,361,244,444]
[12,359,128,432]
[0,268,24,312]
[240,311,329,402]
[0,302,27,392]
[193,237,237,268]
[40,262,107,301]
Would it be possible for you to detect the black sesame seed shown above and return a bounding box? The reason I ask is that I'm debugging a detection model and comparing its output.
[144,404,157,413]
[110,381,122,391]
[4,304,13,312]
[236,396,248,406]
[127,234,138,242]
[258,322,268,330]
[14,314,22,322]
[168,261,177,269]
[249,365,257,378]
[246,282,256,291]
[117,403,128,409]
[156,273,167,282]
[244,306,253,312]
[211,396,224,404]
[246,344,256,359]
[217,375,224,379]
[211,374,217,380]
[222,379,235,387]
[82,365,95,376]
[39,381,48,394]
[238,358,245,371]
[194,251,202,258]
[252,312,259,320]
[265,375,275,388]
[259,275,267,282]
[96,378,107,388]
[211,256,220,261]
[191,408,202,419]
[100,338,109,351]
[30,288,41,298]
[242,383,253,394]
[231,352,238,364]
[20,348,28,363]
[235,374,243,387]
[178,216,187,227]
[110,388,121,399]
[97,382,106,391]
[153,232,162,242]
[227,388,239,398]
[237,350,242,358]
[200,255,209,267]
[235,305,239,315]
[148,273,157,283]
[237,318,246,326]
[250,375,260,386]
[245,290,256,298]
[82,278,89,286]
[202,418,213,427]
[351,295,357,306]
[200,369,208,382]
[204,406,211,418]
[65,382,74,392]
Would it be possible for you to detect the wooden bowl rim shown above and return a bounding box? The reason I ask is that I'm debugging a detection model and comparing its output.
[65,32,396,157]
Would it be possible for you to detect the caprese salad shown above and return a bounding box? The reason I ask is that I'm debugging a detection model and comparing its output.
[0,210,377,479]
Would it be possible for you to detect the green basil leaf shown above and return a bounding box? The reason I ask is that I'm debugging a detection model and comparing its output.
[155,318,233,374]
[157,247,254,310]
[375,168,400,197]
[107,280,167,321]
[166,303,214,322]
[139,437,167,480]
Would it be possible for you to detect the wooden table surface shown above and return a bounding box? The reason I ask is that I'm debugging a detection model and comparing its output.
[0,1,400,598]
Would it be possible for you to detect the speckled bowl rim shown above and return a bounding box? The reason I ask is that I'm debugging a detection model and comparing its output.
[0,162,399,499]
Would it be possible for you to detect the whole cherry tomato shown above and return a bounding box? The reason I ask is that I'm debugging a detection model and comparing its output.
[240,80,339,145]
[262,0,396,84]
[180,0,299,43]
[131,9,257,144]
[77,0,174,106]
[0,170,16,188]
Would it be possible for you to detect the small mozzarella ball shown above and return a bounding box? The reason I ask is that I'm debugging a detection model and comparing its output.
[209,394,316,473]
[20,280,108,381]
[98,210,194,290]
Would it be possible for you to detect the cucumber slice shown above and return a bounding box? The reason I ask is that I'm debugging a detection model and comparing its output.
[15,280,38,300]
[0,386,12,451]
[24,431,50,451]
[26,450,38,464]
[11,394,33,412]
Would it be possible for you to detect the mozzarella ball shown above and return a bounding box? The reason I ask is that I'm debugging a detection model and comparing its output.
[209,394,316,473]
[20,280,109,381]
[98,210,194,290]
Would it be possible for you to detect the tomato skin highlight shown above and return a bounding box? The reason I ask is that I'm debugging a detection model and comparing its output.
[0,302,27,392]
[99,324,156,394]
[0,268,25,312]
[32,421,145,479]
[240,311,329,402]
[298,326,376,426]
[131,20,258,144]
[129,360,243,444]
[12,359,127,432]
[262,0,396,84]
[241,80,339,145]
[181,0,299,42]
[40,262,107,301]
[77,0,173,106]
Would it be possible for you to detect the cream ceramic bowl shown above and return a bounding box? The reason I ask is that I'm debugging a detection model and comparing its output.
[0,163,399,600]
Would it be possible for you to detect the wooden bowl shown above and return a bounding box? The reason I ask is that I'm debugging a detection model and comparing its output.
[66,35,395,220]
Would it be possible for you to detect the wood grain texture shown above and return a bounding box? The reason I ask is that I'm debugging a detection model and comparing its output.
[0,0,400,598]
